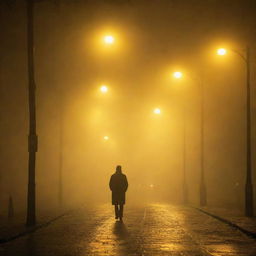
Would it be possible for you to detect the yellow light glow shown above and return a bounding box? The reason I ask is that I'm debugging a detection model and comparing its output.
[154,108,161,114]
[100,85,108,93]
[103,35,114,44]
[173,71,183,79]
[103,136,109,140]
[217,48,227,55]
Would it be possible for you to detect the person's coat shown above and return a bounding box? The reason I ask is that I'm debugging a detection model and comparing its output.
[109,172,128,205]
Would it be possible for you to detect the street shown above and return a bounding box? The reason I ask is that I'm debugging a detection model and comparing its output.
[0,204,255,256]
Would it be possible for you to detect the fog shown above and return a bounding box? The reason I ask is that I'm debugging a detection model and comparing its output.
[0,0,256,217]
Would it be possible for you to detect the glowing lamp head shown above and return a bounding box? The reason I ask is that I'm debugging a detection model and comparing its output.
[103,35,114,44]
[154,108,161,114]
[217,48,227,56]
[173,71,183,79]
[103,136,109,140]
[100,85,108,93]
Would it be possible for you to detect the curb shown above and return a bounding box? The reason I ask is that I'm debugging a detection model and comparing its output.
[194,207,256,240]
[0,210,72,244]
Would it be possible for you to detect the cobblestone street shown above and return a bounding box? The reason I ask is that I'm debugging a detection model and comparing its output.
[0,204,255,256]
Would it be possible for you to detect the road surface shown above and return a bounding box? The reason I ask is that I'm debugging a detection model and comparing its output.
[0,204,255,256]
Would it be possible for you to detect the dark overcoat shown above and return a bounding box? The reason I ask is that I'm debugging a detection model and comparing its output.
[109,172,128,205]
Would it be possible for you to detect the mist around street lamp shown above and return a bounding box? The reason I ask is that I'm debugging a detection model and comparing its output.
[103,136,109,141]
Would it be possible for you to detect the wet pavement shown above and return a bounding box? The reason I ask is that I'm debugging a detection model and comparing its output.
[0,204,255,256]
[198,206,256,235]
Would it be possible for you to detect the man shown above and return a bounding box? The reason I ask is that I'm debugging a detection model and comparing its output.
[109,165,128,221]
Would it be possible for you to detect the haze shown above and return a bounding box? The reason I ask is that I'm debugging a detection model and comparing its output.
[1,0,255,218]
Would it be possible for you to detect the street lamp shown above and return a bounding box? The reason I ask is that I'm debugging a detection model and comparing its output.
[103,135,109,141]
[103,35,115,45]
[173,71,183,79]
[100,85,108,93]
[217,48,227,56]
[173,71,206,206]
[153,108,161,114]
[217,46,253,217]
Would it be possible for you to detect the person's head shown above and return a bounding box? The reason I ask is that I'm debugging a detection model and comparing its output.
[116,165,122,174]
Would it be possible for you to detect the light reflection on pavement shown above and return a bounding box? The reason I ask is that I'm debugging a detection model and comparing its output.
[0,204,255,256]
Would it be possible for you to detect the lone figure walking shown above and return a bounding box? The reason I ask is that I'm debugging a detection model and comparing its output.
[109,165,128,221]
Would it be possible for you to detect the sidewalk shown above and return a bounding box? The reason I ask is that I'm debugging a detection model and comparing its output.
[0,210,67,243]
[197,206,256,238]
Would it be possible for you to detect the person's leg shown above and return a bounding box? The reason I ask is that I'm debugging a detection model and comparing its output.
[119,204,124,220]
[114,204,119,219]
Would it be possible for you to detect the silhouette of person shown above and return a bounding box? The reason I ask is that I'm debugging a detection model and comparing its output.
[109,165,128,221]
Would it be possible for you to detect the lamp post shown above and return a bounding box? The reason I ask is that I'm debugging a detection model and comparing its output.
[172,71,189,205]
[199,76,207,207]
[182,108,188,204]
[173,71,207,206]
[26,0,37,226]
[58,94,63,211]
[217,46,253,217]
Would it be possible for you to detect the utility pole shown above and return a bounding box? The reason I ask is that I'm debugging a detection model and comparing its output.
[26,0,38,226]
[245,46,253,217]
